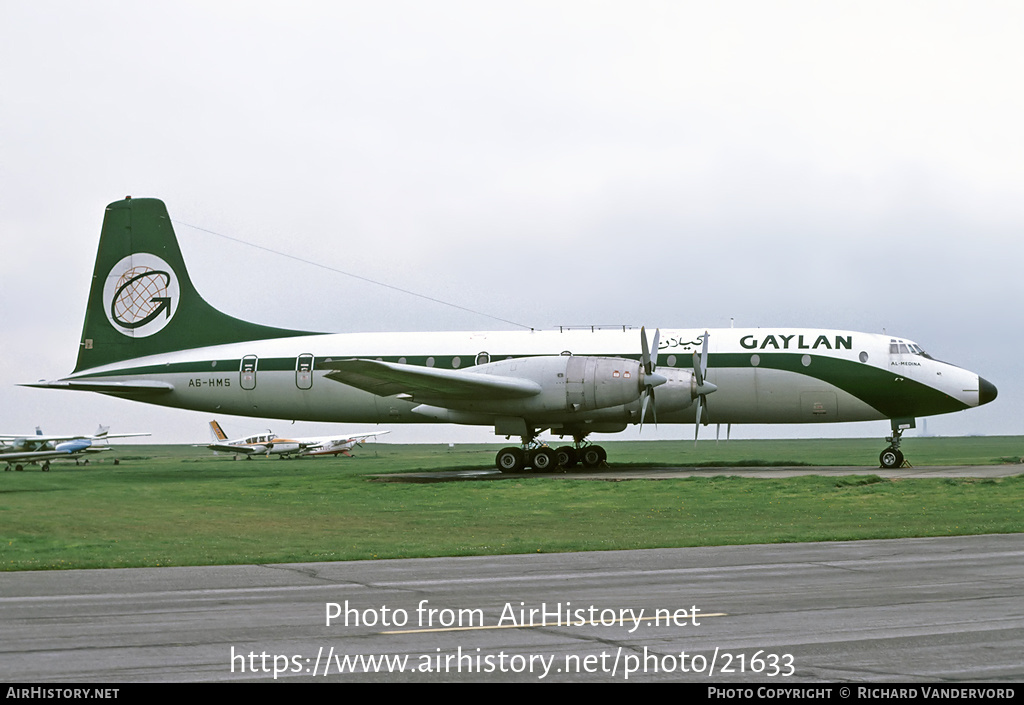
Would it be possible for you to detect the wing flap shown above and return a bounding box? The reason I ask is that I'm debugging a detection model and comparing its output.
[318,359,541,400]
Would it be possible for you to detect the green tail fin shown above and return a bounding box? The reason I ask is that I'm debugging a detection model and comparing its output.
[75,197,318,373]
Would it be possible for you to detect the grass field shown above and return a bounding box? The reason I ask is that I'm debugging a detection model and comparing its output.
[2,436,1021,571]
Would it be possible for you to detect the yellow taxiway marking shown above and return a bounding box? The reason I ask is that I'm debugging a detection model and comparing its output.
[382,613,728,635]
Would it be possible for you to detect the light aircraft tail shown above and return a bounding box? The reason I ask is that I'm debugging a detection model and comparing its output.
[209,420,229,442]
[74,197,318,374]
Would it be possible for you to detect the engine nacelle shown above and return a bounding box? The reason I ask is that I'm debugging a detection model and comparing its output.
[560,368,699,426]
[420,355,650,416]
[562,355,647,412]
[647,368,699,414]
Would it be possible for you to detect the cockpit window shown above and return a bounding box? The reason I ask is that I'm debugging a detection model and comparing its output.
[890,339,933,359]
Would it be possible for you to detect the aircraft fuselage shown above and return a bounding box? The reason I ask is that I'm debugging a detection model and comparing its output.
[60,327,988,432]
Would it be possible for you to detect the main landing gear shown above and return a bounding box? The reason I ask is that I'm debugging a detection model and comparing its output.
[879,418,915,469]
[495,433,607,473]
[4,461,49,472]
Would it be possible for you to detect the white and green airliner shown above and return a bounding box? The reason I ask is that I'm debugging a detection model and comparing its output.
[28,197,998,471]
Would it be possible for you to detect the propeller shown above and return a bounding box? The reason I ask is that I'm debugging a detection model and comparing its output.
[639,326,665,431]
[692,330,717,445]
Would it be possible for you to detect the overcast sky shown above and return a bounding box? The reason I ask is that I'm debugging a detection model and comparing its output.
[2,1,1020,447]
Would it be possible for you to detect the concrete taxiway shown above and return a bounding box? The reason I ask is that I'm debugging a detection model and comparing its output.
[1,534,1022,682]
[377,464,1024,482]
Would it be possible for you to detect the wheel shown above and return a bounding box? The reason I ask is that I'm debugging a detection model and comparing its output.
[495,447,526,473]
[581,445,607,468]
[529,448,556,472]
[555,446,578,468]
[879,448,904,468]
[42,462,50,472]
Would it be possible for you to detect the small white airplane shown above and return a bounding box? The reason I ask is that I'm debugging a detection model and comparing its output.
[1,425,150,471]
[206,420,388,458]
[26,198,997,472]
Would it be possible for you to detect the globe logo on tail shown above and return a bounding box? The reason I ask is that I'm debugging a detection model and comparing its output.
[103,254,180,338]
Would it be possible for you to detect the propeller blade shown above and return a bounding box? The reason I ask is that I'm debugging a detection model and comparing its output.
[694,396,702,446]
[693,331,712,445]
[641,326,661,375]
[639,388,658,430]
[641,326,651,374]
[700,330,709,380]
[639,327,663,432]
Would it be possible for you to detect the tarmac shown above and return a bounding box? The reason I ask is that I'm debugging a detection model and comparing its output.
[375,464,1024,482]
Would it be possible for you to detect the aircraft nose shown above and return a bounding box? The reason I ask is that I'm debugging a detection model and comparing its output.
[979,376,998,406]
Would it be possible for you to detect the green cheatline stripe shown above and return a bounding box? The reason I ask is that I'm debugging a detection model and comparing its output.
[71,351,969,419]
[713,352,969,418]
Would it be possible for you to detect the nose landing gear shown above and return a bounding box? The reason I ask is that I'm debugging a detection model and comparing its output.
[880,418,915,469]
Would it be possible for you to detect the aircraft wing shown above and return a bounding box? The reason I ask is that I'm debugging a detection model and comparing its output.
[1,430,149,443]
[206,443,260,454]
[318,359,541,400]
[0,433,90,443]
[0,446,110,462]
[1,449,75,462]
[344,430,390,442]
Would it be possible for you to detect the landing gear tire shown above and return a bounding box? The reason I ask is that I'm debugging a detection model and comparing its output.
[879,448,904,469]
[555,446,578,469]
[529,448,556,473]
[581,445,607,468]
[496,447,526,473]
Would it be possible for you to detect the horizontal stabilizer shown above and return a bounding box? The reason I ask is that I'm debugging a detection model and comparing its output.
[22,380,174,395]
[318,358,541,400]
